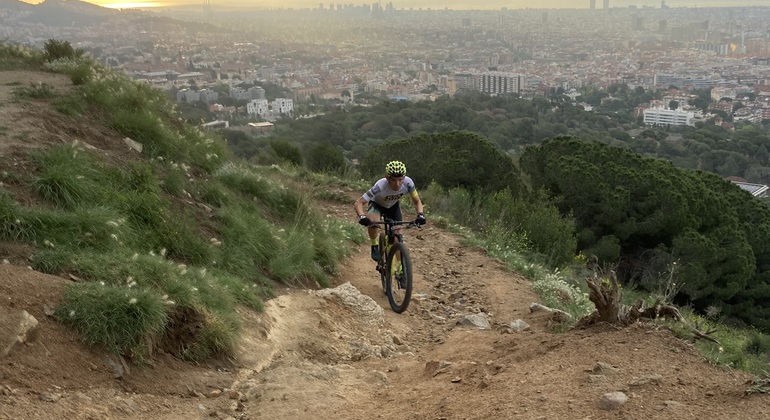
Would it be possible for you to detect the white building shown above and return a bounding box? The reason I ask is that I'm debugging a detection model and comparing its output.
[643,107,695,127]
[272,98,294,116]
[246,99,269,117]
[245,98,294,120]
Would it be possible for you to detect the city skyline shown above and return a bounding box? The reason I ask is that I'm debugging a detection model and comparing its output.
[17,0,770,10]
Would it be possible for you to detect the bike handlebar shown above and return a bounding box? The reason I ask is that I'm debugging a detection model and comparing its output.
[371,219,420,229]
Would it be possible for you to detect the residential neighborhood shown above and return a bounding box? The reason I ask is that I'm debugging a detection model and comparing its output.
[2,1,769,126]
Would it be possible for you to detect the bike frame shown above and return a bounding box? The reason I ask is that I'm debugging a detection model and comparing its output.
[371,217,418,313]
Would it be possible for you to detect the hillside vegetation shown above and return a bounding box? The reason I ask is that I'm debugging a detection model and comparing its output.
[0,41,363,362]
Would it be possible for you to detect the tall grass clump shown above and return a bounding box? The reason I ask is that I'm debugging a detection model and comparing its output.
[55,282,167,359]
[53,94,87,117]
[0,42,44,70]
[195,180,231,207]
[12,83,56,99]
[48,249,263,360]
[216,206,279,279]
[29,144,104,209]
[78,72,227,172]
[216,162,306,222]
[0,190,33,242]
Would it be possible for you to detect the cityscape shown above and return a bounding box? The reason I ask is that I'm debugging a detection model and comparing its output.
[1,1,769,124]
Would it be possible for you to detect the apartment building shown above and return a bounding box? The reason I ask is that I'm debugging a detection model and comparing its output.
[246,99,269,116]
[477,72,525,96]
[245,98,294,119]
[643,107,695,126]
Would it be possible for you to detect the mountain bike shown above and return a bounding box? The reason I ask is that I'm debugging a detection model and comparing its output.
[372,218,419,313]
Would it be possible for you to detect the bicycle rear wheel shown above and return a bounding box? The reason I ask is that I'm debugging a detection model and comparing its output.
[385,242,412,313]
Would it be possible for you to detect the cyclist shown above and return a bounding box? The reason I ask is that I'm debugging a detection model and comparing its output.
[354,160,426,261]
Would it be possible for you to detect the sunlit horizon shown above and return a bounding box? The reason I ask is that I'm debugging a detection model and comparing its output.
[17,0,770,9]
[102,1,163,7]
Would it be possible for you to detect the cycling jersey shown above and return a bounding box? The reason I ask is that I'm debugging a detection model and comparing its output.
[361,176,418,209]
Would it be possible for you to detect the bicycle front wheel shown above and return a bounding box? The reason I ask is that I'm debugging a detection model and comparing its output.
[378,232,387,294]
[386,242,412,313]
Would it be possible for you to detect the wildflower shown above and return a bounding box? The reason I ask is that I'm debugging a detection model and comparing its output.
[128,298,137,305]
[69,310,76,317]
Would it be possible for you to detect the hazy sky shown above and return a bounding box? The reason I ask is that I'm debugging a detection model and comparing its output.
[22,0,768,9]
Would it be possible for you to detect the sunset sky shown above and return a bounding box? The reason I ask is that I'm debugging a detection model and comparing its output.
[20,0,767,9]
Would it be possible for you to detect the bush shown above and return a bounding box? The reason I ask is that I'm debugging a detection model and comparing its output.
[306,142,347,174]
[43,39,84,62]
[745,333,770,356]
[270,139,303,166]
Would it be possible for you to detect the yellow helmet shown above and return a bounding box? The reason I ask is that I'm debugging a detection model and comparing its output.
[385,160,406,177]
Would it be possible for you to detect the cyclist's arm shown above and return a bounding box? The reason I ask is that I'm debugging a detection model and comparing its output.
[410,190,424,214]
[354,196,370,218]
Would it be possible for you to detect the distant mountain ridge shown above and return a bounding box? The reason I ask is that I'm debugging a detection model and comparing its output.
[1,0,118,26]
[0,0,35,11]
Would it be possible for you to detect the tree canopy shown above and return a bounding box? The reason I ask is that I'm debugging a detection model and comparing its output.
[520,136,770,330]
[360,131,523,196]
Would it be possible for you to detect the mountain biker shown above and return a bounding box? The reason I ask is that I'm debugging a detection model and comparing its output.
[354,160,425,261]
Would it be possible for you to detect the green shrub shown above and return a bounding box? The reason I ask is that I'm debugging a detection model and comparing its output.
[270,139,303,166]
[43,39,84,62]
[745,333,770,356]
[306,141,347,174]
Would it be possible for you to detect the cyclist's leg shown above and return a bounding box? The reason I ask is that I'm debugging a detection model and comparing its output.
[386,201,403,243]
[383,202,404,277]
[366,202,382,242]
[367,203,383,261]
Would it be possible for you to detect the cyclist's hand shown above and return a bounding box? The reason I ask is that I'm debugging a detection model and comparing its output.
[414,213,426,226]
[358,216,373,227]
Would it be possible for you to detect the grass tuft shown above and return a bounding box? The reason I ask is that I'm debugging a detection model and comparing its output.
[55,282,167,359]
